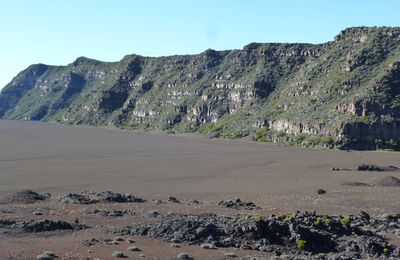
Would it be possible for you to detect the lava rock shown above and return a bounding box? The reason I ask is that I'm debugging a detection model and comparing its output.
[168,196,181,203]
[218,198,260,210]
[59,193,94,204]
[0,190,48,204]
[22,219,87,232]
[36,251,57,260]
[128,246,141,251]
[177,252,192,259]
[112,250,126,258]
[97,191,145,203]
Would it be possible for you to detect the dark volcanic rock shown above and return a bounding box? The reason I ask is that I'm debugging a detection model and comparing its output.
[59,193,95,204]
[218,198,260,210]
[168,196,181,203]
[89,209,132,217]
[0,219,16,227]
[22,219,88,232]
[58,191,145,204]
[362,165,400,172]
[0,190,48,204]
[357,164,385,172]
[97,191,145,203]
[125,211,398,257]
[129,213,224,244]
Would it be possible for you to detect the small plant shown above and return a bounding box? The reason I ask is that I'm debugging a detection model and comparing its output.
[322,216,332,226]
[383,247,390,254]
[297,239,307,250]
[340,217,351,226]
[254,214,263,222]
[314,217,322,226]
[276,214,285,220]
[391,213,398,220]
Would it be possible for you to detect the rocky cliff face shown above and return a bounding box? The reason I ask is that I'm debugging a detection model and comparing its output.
[1,27,400,150]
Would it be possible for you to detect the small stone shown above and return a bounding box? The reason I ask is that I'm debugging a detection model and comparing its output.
[200,243,217,249]
[389,222,398,228]
[112,251,126,258]
[139,254,146,257]
[224,252,237,257]
[113,236,124,242]
[128,246,141,251]
[148,210,160,217]
[33,210,44,216]
[36,251,57,260]
[36,255,53,260]
[127,238,135,243]
[170,243,181,248]
[258,245,273,252]
[168,196,181,203]
[316,189,327,195]
[177,252,191,259]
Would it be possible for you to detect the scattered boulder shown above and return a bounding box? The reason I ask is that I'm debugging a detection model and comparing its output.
[357,164,385,172]
[126,211,398,257]
[36,251,57,260]
[177,252,192,259]
[112,251,126,258]
[0,190,48,204]
[22,219,88,232]
[59,191,145,204]
[59,193,94,204]
[316,189,327,195]
[113,236,124,242]
[89,209,131,217]
[97,191,145,203]
[168,196,181,203]
[0,219,16,227]
[83,238,119,246]
[128,246,141,251]
[200,243,217,249]
[218,198,260,210]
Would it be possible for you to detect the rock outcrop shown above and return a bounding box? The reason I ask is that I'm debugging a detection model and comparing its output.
[1,27,400,150]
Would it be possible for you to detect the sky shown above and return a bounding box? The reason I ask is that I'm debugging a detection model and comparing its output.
[0,0,399,89]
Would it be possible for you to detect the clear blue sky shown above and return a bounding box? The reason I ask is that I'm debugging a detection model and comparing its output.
[1,0,399,89]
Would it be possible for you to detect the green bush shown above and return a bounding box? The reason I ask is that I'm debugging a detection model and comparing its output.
[297,239,307,250]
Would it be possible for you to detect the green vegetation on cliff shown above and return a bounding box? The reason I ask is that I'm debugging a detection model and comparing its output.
[1,27,400,150]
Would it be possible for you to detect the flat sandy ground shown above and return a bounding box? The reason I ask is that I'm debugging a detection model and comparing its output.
[1,119,400,214]
[1,119,400,259]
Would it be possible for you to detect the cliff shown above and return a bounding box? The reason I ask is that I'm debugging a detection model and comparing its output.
[1,27,400,150]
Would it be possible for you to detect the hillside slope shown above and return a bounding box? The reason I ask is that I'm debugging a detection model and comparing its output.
[1,27,400,150]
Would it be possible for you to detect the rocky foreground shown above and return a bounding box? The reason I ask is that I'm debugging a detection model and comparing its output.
[1,190,400,259]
